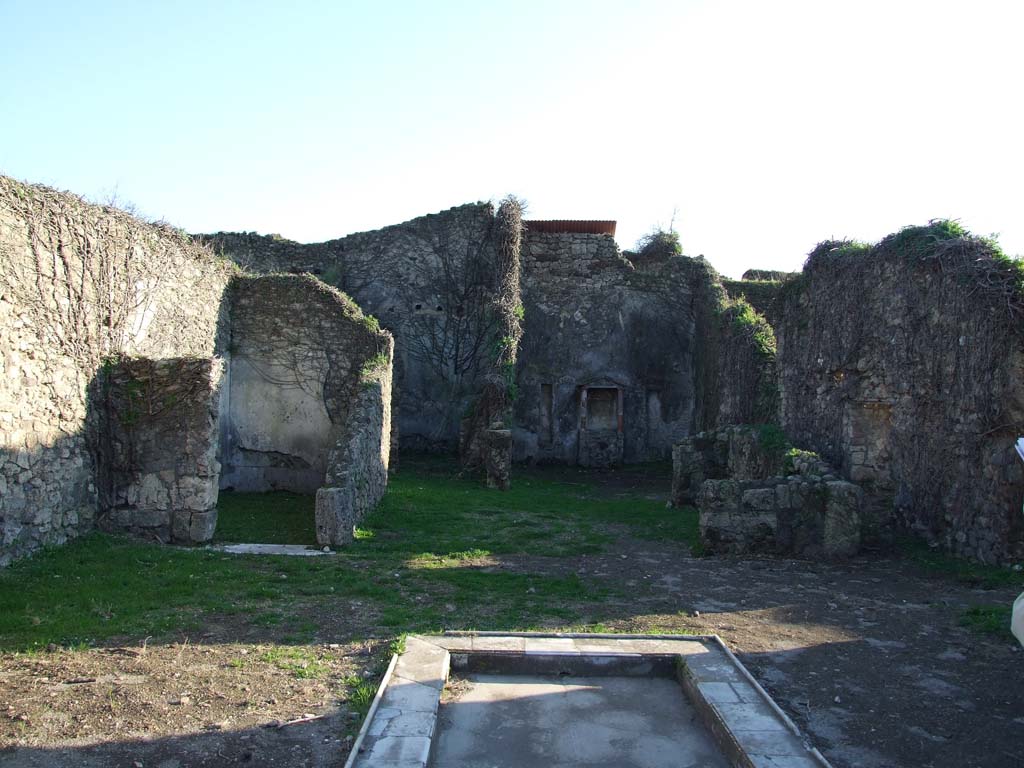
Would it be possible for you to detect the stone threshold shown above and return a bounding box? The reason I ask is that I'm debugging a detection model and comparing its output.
[346,631,832,768]
[208,543,336,556]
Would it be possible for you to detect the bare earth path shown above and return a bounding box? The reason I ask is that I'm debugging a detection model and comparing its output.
[2,462,1022,767]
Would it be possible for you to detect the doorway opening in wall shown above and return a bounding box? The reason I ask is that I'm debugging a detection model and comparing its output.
[214,490,317,546]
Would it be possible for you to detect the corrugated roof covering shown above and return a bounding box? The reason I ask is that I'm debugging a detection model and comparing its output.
[524,220,617,236]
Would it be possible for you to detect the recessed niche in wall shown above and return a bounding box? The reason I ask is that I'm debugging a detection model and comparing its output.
[586,387,619,430]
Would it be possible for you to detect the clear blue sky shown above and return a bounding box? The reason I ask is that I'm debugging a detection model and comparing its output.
[2,0,1020,277]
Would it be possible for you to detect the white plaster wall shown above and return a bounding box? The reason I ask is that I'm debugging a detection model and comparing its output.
[220,355,333,493]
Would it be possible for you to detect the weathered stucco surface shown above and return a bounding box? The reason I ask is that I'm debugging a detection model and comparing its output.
[223,275,394,539]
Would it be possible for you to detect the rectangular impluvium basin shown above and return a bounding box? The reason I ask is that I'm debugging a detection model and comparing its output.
[346,633,831,768]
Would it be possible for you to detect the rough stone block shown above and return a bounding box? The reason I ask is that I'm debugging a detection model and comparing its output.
[188,509,218,543]
[130,507,171,529]
[136,473,170,510]
[177,475,217,511]
[823,480,862,557]
[315,486,357,546]
[171,508,191,542]
[742,487,776,511]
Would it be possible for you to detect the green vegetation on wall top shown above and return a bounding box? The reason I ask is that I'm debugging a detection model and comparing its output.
[634,228,683,259]
[723,298,776,359]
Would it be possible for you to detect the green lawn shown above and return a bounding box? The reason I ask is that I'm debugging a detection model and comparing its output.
[216,490,317,545]
[0,457,695,652]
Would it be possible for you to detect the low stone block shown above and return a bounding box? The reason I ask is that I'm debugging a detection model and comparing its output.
[171,508,191,542]
[823,480,861,557]
[130,507,171,529]
[189,509,218,543]
[315,486,357,546]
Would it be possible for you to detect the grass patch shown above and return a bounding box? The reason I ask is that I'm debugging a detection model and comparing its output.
[344,674,378,717]
[0,456,696,652]
[959,605,1012,638]
[357,459,695,559]
[259,646,327,678]
[899,537,1024,590]
[216,490,316,545]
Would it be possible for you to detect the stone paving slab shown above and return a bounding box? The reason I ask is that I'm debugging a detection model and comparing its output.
[347,632,831,768]
[210,543,335,556]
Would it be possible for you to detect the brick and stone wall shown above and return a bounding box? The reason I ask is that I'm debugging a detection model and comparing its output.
[0,176,234,565]
[773,232,1024,562]
[514,231,722,464]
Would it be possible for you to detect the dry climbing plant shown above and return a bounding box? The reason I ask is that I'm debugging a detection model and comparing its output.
[0,177,175,379]
[0,177,221,511]
[459,196,524,466]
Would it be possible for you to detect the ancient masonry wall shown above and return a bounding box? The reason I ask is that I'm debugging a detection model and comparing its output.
[721,278,787,328]
[515,232,721,464]
[104,357,223,544]
[316,342,393,545]
[0,176,234,565]
[774,231,1024,563]
[222,275,393,501]
[201,203,505,453]
[701,300,779,430]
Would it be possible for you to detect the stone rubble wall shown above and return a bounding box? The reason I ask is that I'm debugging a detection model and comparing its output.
[774,233,1024,562]
[200,204,502,453]
[315,337,394,545]
[103,357,223,544]
[721,278,787,328]
[697,475,862,558]
[673,425,862,558]
[0,176,234,565]
[704,301,779,429]
[515,231,722,464]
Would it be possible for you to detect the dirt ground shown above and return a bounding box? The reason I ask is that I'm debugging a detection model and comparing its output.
[2,468,1023,768]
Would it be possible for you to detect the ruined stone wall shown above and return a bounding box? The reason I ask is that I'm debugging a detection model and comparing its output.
[514,231,721,464]
[104,357,223,544]
[222,275,392,494]
[721,279,786,328]
[201,203,505,452]
[0,176,234,565]
[315,344,393,545]
[702,300,779,430]
[775,228,1024,562]
[673,425,862,558]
